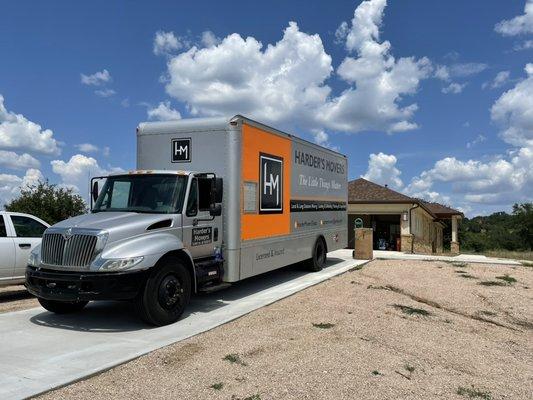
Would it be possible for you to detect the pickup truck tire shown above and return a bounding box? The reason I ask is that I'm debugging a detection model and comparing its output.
[135,256,191,326]
[308,237,327,272]
[38,298,88,314]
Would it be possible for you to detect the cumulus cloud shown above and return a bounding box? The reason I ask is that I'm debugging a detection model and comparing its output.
[466,134,486,149]
[201,31,220,47]
[94,88,116,98]
[75,143,99,153]
[0,94,60,155]
[362,152,403,189]
[51,154,123,197]
[0,150,40,170]
[0,168,44,207]
[514,39,533,51]
[80,69,112,86]
[495,0,533,36]
[163,0,431,136]
[442,82,466,94]
[147,101,182,121]
[406,65,533,208]
[482,71,510,90]
[153,31,184,56]
[491,64,533,147]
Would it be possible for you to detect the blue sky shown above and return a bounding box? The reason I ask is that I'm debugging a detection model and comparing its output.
[0,0,532,216]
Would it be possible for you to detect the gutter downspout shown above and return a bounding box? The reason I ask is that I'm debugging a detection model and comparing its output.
[408,203,419,254]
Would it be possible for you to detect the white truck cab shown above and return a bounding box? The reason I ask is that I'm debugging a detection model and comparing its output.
[0,211,49,286]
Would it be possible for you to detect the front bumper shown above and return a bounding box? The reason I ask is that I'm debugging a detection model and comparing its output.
[25,266,149,302]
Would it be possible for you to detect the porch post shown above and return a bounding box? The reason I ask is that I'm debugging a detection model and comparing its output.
[450,215,460,253]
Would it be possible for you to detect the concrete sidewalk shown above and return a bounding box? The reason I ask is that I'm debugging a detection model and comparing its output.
[0,251,366,400]
[373,250,522,265]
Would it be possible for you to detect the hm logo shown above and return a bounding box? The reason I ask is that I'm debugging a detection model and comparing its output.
[171,138,191,162]
[260,153,283,213]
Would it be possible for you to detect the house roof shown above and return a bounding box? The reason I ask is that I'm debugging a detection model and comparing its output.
[348,178,463,219]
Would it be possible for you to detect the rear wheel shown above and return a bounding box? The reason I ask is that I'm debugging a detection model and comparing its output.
[38,298,88,314]
[308,237,327,272]
[135,257,191,326]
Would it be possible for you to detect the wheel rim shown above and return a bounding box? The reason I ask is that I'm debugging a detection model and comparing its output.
[157,273,184,311]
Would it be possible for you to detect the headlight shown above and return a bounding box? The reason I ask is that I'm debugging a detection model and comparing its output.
[28,252,39,267]
[100,256,144,271]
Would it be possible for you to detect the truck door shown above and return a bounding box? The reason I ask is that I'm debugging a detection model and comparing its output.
[10,215,48,279]
[182,176,222,260]
[0,215,16,283]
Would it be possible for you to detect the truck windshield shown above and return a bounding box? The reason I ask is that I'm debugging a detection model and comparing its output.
[93,174,188,214]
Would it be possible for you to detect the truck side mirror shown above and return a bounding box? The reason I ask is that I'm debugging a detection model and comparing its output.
[209,203,222,217]
[214,178,223,203]
[91,181,99,203]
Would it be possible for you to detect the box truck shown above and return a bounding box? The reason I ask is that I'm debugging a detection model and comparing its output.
[26,115,347,325]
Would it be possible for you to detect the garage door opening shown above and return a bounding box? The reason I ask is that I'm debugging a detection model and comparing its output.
[348,214,402,251]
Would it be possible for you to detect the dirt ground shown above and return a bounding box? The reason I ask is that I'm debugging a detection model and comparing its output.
[39,260,533,400]
[0,284,37,313]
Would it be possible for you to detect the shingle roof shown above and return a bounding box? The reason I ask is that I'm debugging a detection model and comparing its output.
[348,178,463,219]
[420,201,464,217]
[348,178,414,203]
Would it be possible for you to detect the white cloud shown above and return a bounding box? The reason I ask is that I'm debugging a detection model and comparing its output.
[466,134,486,149]
[80,69,112,86]
[362,152,403,189]
[442,82,466,94]
[51,154,123,197]
[495,0,533,36]
[0,168,44,207]
[482,71,510,89]
[94,89,116,98]
[0,150,40,169]
[163,0,431,135]
[75,143,99,153]
[448,63,487,77]
[334,21,349,44]
[103,146,110,157]
[491,64,533,147]
[514,39,533,51]
[201,31,220,47]
[153,31,183,56]
[147,101,182,121]
[0,94,60,155]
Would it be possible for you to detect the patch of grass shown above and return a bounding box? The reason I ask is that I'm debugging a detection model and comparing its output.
[455,270,468,274]
[223,353,247,366]
[371,370,382,376]
[404,364,415,373]
[459,274,477,279]
[457,385,492,399]
[484,250,533,262]
[243,395,261,400]
[452,262,468,268]
[521,261,533,267]
[312,322,335,329]
[478,310,497,317]
[211,383,223,390]
[495,274,517,284]
[392,304,432,317]
[478,280,508,287]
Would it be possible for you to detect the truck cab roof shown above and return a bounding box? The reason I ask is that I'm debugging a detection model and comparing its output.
[107,170,197,177]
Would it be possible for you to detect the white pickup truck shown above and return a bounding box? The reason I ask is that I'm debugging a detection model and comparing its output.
[0,211,49,286]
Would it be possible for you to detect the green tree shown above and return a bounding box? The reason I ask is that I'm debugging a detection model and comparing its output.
[512,203,533,249]
[4,180,87,225]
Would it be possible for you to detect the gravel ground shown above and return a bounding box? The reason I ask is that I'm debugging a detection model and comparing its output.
[0,284,37,313]
[40,260,532,400]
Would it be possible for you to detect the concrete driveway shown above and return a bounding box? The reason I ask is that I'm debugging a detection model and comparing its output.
[0,250,366,400]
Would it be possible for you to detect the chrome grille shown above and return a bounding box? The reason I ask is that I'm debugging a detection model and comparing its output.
[41,233,98,267]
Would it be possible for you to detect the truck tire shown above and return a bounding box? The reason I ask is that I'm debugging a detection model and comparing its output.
[38,298,88,314]
[135,256,191,326]
[308,237,327,272]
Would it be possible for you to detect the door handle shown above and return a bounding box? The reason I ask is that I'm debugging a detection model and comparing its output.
[19,243,31,249]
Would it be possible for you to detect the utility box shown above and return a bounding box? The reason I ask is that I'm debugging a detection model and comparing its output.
[353,228,373,260]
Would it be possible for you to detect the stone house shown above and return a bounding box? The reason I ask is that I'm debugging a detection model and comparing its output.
[347,178,463,254]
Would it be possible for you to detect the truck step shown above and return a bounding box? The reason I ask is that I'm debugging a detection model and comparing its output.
[198,282,231,294]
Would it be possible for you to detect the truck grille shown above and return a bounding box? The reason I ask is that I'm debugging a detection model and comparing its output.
[41,233,98,267]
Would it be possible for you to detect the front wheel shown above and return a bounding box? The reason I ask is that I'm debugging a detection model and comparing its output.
[38,298,88,314]
[308,238,327,272]
[135,257,191,326]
